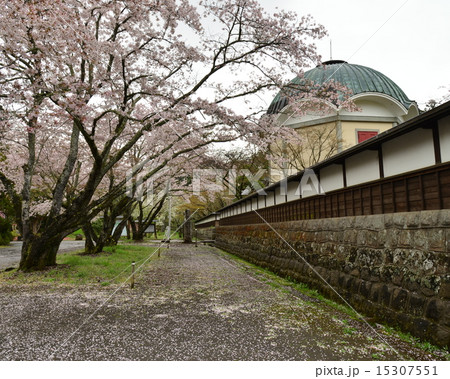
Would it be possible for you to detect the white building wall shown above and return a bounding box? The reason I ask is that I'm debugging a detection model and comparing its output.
[266,191,275,207]
[252,197,258,210]
[439,115,450,163]
[320,164,344,193]
[287,181,301,202]
[339,99,397,117]
[346,150,380,186]
[382,128,435,177]
[258,195,266,208]
[275,185,286,204]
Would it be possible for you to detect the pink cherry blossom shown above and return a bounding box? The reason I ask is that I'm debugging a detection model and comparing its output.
[0,0,352,270]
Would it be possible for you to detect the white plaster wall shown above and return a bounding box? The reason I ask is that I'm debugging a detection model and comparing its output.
[266,191,275,207]
[346,150,380,186]
[439,115,450,163]
[287,181,301,201]
[252,197,258,210]
[275,185,286,204]
[340,99,395,117]
[382,128,435,177]
[320,164,344,193]
[258,195,266,208]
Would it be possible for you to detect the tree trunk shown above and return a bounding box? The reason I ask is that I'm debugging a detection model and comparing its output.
[126,220,131,239]
[82,224,97,254]
[19,234,63,271]
[132,230,145,241]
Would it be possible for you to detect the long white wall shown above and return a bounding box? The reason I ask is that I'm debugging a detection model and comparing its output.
[382,128,435,177]
[210,110,448,221]
[346,150,380,186]
[287,181,301,201]
[320,164,344,193]
[439,115,450,163]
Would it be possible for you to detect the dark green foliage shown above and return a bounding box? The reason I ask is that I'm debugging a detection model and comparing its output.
[0,194,13,245]
[90,218,104,235]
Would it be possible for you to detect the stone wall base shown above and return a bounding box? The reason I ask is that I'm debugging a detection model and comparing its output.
[215,210,450,348]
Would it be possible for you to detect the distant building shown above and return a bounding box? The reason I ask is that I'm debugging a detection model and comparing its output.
[268,60,419,182]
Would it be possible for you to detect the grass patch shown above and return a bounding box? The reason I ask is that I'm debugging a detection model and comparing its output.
[0,244,158,286]
[382,325,449,358]
[65,229,85,240]
[343,326,357,336]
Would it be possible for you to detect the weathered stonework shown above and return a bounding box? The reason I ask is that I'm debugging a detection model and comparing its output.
[196,227,215,241]
[215,210,450,348]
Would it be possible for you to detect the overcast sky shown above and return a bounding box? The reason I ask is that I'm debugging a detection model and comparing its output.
[257,0,450,109]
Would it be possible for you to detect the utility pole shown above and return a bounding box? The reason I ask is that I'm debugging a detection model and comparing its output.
[183,209,192,243]
[167,181,172,243]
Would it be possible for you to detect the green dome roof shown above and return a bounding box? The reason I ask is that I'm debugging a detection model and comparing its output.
[268,60,414,114]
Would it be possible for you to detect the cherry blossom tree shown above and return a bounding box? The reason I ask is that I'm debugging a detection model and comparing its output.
[0,0,344,271]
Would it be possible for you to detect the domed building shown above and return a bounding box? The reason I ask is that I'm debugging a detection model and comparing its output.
[268,60,419,182]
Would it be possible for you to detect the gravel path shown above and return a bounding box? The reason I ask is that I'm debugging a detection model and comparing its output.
[0,243,446,361]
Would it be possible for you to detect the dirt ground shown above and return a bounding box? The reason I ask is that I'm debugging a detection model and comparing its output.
[0,240,85,270]
[0,243,447,361]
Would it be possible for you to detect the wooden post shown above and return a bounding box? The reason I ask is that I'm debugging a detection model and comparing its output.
[195,228,198,247]
[130,261,135,289]
[183,209,192,243]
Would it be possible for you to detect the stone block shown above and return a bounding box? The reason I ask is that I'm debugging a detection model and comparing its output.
[420,276,441,296]
[329,270,339,287]
[370,283,382,302]
[438,209,450,227]
[427,229,446,252]
[412,229,429,250]
[438,282,450,300]
[365,231,381,248]
[405,212,421,228]
[393,212,407,229]
[356,230,367,246]
[408,293,427,317]
[384,229,399,249]
[350,268,360,277]
[350,279,359,295]
[446,229,450,252]
[391,288,409,311]
[398,230,412,247]
[425,299,449,323]
[420,210,439,228]
[384,213,394,228]
[337,273,346,288]
[361,268,371,280]
[359,280,371,298]
[364,214,385,230]
[412,318,430,339]
[433,326,450,348]
[404,277,420,292]
[380,284,392,306]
